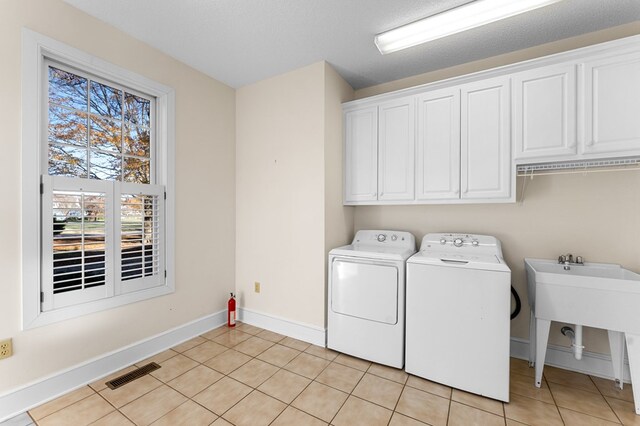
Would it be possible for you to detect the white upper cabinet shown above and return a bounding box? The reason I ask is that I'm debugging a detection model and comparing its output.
[342,35,640,205]
[416,88,460,201]
[344,107,378,203]
[461,76,512,200]
[378,97,415,201]
[584,51,640,155]
[513,64,577,161]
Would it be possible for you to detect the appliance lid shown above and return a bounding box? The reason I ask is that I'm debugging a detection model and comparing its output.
[330,244,416,261]
[408,249,510,272]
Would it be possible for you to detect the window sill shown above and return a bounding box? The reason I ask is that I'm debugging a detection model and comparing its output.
[24,284,174,329]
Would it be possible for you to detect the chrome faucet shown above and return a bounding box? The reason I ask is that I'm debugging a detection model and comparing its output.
[558,254,584,270]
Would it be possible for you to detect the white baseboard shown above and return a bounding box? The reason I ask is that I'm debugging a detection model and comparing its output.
[0,310,226,423]
[238,308,326,347]
[510,337,632,383]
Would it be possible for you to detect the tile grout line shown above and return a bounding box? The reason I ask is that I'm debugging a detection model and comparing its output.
[262,343,336,425]
[588,374,624,425]
[196,330,335,423]
[387,380,407,426]
[29,387,97,424]
[103,328,234,425]
[502,391,507,426]
[89,390,120,425]
[547,372,624,424]
[206,332,328,425]
[445,391,453,425]
[326,359,371,425]
[545,373,572,425]
[310,349,345,425]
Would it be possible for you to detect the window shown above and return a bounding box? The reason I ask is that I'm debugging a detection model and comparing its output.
[22,29,175,328]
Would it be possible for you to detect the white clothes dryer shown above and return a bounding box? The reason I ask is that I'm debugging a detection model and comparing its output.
[328,230,416,368]
[406,233,511,402]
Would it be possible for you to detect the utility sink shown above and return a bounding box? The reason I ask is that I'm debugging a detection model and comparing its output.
[525,258,640,415]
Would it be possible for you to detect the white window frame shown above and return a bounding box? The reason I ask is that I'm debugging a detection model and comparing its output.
[21,28,176,329]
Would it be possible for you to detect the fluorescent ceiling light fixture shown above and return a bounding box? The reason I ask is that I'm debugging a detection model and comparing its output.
[375,0,562,54]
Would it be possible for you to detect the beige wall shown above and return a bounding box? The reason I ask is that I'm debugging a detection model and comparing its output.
[323,63,356,304]
[236,62,354,329]
[353,22,640,354]
[0,0,236,393]
[323,63,354,325]
[236,63,326,327]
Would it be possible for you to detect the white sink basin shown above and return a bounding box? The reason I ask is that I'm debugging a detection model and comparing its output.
[527,258,640,280]
[525,258,640,332]
[525,258,640,415]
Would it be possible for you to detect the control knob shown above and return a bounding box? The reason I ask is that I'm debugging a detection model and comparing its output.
[440,238,447,245]
[377,234,386,242]
[472,240,479,247]
[453,238,464,247]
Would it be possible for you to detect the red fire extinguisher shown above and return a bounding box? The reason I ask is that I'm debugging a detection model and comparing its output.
[227,293,236,328]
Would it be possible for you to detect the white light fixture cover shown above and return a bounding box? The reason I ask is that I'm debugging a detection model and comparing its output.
[375,0,563,54]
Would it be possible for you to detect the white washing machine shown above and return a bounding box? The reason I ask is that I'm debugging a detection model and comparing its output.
[406,233,511,402]
[328,230,416,368]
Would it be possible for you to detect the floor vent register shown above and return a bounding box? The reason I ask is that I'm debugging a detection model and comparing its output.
[105,362,161,390]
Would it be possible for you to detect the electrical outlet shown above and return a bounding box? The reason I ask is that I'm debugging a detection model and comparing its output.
[0,338,12,359]
[254,281,261,293]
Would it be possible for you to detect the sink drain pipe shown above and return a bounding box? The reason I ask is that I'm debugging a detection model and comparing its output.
[561,325,584,360]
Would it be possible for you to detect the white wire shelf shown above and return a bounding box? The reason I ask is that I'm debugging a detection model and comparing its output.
[517,157,640,177]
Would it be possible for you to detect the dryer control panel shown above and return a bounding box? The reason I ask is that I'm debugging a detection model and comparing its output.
[352,230,416,250]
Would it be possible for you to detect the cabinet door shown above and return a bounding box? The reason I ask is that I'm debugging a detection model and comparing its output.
[461,76,512,200]
[378,97,415,201]
[513,64,577,160]
[416,88,460,201]
[584,52,640,154]
[344,107,378,203]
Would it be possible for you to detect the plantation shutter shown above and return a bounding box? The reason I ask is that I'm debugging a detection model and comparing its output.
[41,177,165,311]
[116,182,165,294]
[41,175,114,311]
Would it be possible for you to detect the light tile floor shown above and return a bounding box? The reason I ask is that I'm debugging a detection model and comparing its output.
[10,322,637,425]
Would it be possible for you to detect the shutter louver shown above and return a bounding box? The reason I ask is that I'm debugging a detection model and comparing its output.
[52,191,107,293]
[121,194,160,280]
[117,183,165,293]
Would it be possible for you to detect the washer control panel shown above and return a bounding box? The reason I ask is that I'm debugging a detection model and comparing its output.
[418,233,504,262]
[424,233,494,249]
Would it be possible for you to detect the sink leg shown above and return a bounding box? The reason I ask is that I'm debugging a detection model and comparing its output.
[529,310,536,367]
[625,333,640,415]
[608,330,625,390]
[624,333,640,414]
[535,319,551,388]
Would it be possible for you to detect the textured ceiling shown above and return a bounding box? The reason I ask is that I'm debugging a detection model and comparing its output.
[63,0,640,90]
